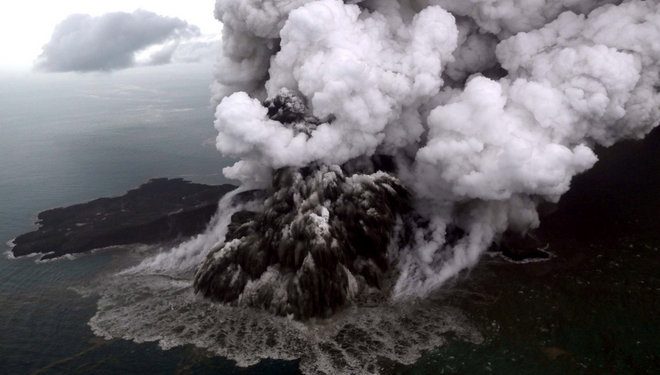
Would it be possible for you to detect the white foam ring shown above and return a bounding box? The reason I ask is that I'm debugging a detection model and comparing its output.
[88,1,660,370]
[88,188,481,374]
[89,273,481,374]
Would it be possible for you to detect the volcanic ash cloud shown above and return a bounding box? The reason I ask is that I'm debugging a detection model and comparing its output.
[193,0,660,318]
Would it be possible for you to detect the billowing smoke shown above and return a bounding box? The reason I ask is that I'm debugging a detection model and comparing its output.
[195,0,660,318]
[195,162,411,318]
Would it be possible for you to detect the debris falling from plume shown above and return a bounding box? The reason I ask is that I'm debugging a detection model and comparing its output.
[194,163,411,318]
[89,0,660,372]
[202,0,660,309]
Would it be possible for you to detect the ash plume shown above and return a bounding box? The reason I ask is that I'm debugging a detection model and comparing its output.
[194,163,410,318]
[194,0,660,317]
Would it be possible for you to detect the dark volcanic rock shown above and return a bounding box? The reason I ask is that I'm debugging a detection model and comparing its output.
[11,178,236,260]
[194,90,412,319]
[194,165,411,319]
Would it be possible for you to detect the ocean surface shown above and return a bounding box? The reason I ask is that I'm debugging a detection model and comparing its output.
[0,65,298,374]
[1,66,657,374]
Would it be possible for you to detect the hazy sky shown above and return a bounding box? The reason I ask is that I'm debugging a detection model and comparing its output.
[0,0,218,70]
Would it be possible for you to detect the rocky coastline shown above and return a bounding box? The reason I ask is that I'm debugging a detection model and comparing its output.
[10,178,236,260]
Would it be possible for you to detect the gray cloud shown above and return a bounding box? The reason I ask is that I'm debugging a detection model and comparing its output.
[36,10,202,72]
[144,38,218,66]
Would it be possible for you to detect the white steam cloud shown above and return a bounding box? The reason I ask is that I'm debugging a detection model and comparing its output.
[36,10,213,72]
[210,0,659,298]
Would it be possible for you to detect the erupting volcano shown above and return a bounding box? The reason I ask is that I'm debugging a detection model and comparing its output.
[187,0,660,318]
[81,1,660,372]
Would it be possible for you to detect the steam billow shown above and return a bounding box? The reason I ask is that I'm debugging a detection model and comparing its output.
[195,89,413,318]
[192,0,660,318]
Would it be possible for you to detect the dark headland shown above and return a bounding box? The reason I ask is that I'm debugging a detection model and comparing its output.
[10,127,660,265]
[5,129,659,371]
[10,178,236,260]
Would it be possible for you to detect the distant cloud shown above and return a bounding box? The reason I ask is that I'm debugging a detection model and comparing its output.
[35,10,214,72]
[138,37,218,67]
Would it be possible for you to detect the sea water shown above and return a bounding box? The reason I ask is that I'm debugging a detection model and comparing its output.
[0,65,300,374]
[0,64,484,375]
[2,65,654,374]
